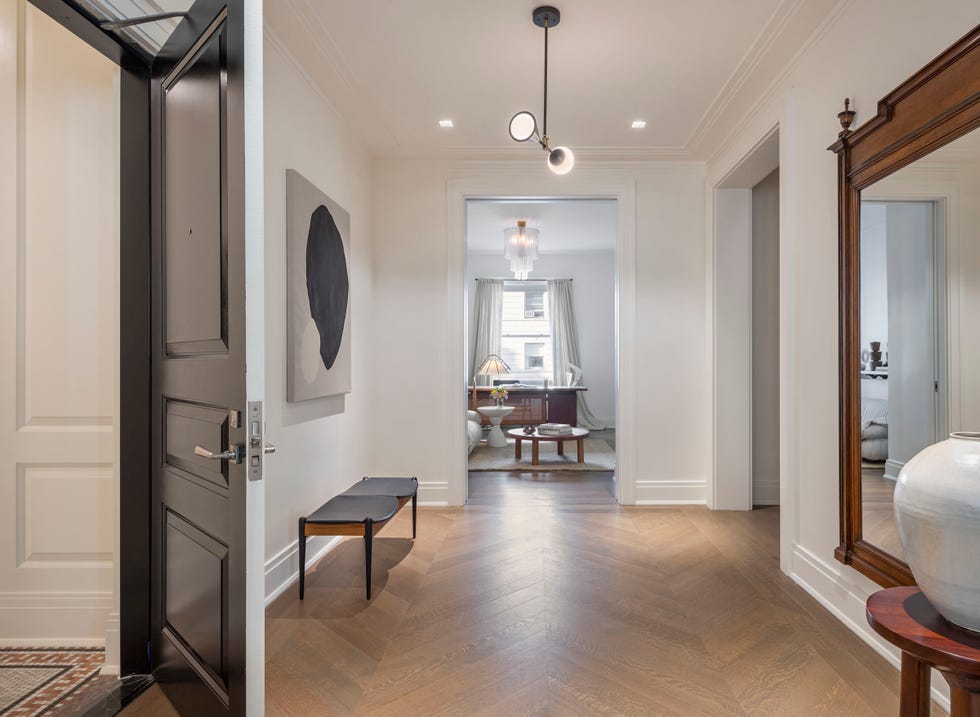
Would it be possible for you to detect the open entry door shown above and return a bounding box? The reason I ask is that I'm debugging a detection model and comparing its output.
[148,2,256,713]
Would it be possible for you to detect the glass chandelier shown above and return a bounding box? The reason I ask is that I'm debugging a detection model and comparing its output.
[504,220,539,280]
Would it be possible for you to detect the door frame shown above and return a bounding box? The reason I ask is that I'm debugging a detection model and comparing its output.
[858,191,957,443]
[447,177,637,506]
[28,0,154,677]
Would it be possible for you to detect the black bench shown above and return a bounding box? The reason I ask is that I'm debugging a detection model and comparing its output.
[298,476,418,600]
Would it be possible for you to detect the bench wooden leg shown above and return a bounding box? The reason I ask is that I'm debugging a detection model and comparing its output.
[558,440,564,456]
[364,518,374,600]
[412,493,417,539]
[298,517,307,600]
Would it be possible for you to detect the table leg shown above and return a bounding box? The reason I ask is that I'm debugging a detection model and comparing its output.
[515,438,522,461]
[532,441,539,466]
[557,440,564,456]
[900,652,931,717]
[577,437,585,463]
[945,673,980,717]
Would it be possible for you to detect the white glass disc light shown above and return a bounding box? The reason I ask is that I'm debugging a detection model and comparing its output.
[509,111,538,142]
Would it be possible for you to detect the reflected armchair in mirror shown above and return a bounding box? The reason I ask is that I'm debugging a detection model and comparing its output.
[831,24,980,588]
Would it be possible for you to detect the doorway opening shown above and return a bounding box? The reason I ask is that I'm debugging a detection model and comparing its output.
[857,199,946,560]
[712,127,781,513]
[464,199,619,505]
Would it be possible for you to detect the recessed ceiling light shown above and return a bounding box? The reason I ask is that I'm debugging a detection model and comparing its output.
[631,120,647,129]
[439,119,454,128]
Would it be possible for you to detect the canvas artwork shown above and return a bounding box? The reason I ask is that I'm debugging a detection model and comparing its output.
[286,169,352,401]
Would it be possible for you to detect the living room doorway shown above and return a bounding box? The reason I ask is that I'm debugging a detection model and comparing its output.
[464,198,619,504]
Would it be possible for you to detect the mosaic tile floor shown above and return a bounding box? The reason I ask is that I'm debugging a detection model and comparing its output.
[0,648,104,716]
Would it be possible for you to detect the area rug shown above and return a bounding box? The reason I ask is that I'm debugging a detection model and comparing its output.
[468,437,615,471]
[0,648,104,716]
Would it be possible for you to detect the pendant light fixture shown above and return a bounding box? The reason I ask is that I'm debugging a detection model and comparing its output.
[508,6,574,175]
[504,220,539,280]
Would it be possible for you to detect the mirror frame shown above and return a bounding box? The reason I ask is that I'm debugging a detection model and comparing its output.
[830,25,980,588]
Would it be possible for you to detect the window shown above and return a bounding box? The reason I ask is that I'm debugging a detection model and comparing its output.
[500,281,552,380]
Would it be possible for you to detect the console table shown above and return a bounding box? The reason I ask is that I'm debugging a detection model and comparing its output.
[866,586,980,716]
[467,386,586,427]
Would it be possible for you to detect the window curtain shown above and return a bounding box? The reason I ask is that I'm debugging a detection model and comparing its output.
[548,279,605,430]
[470,278,503,380]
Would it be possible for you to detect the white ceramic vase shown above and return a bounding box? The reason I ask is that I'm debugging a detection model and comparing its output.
[894,432,980,632]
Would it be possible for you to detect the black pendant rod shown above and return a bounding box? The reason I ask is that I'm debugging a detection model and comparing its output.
[542,20,549,140]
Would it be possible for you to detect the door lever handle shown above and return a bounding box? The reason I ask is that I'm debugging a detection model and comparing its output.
[194,445,239,461]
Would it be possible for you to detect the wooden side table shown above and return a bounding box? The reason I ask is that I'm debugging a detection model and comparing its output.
[866,587,980,716]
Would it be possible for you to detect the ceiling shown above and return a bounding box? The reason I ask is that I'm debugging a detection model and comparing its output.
[270,0,840,159]
[466,199,617,253]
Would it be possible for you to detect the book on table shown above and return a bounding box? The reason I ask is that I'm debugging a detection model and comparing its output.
[538,422,572,435]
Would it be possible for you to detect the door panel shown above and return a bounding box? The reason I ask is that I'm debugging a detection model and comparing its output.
[150,3,245,714]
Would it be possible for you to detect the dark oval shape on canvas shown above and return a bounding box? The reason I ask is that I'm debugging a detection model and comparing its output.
[306,205,349,370]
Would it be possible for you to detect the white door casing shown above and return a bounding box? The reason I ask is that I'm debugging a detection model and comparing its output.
[0,1,119,651]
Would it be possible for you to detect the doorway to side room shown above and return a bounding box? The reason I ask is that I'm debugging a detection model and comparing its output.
[464,198,619,505]
[713,128,781,513]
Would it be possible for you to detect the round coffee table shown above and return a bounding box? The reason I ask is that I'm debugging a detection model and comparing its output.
[506,427,590,466]
[477,405,515,447]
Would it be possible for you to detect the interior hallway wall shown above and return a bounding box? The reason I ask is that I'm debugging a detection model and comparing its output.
[703,0,978,704]
[0,1,119,649]
[751,169,780,505]
[261,30,375,602]
[466,251,617,426]
[371,161,707,505]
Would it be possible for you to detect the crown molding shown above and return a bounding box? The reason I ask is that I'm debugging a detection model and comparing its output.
[274,0,843,164]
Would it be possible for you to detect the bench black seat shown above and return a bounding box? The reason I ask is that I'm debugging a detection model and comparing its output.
[306,494,398,524]
[344,476,418,499]
[299,476,419,601]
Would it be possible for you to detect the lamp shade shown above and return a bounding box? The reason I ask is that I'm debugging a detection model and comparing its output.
[475,354,511,377]
[509,111,538,142]
[547,146,574,175]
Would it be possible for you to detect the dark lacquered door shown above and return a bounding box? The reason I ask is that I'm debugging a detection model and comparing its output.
[149,2,247,714]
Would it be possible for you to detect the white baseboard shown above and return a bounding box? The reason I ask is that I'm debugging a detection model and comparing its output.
[885,459,904,481]
[635,479,707,505]
[100,612,120,675]
[418,480,448,506]
[752,479,780,505]
[265,535,343,606]
[0,637,105,648]
[790,544,950,712]
[0,592,112,646]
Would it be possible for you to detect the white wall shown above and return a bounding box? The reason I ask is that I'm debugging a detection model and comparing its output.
[713,188,753,510]
[261,31,375,602]
[465,251,617,425]
[704,0,979,705]
[883,202,936,478]
[371,162,707,505]
[752,169,780,506]
[0,1,119,649]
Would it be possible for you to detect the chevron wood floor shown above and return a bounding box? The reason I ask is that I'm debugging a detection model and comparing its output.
[261,471,946,716]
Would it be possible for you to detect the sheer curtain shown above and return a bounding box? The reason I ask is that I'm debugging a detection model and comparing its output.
[548,279,605,430]
[470,279,503,380]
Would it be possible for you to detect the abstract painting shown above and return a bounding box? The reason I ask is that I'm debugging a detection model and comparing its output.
[286,169,351,401]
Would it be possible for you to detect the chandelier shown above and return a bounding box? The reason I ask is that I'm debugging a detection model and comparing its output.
[507,6,574,175]
[504,221,539,280]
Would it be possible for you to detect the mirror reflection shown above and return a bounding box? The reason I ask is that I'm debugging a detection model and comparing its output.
[859,128,980,560]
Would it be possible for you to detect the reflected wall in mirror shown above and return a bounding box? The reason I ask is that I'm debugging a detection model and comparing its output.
[832,24,980,587]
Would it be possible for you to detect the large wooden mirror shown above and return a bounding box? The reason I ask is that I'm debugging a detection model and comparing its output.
[832,25,980,587]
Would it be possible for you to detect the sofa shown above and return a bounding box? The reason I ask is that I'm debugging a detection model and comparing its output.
[466,410,483,454]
